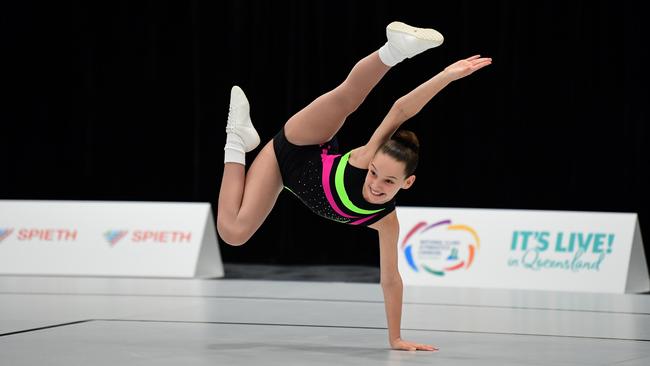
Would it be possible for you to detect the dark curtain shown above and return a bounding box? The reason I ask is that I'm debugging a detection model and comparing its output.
[2,1,649,268]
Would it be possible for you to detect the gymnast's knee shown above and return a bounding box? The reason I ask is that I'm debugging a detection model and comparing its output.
[216,217,251,246]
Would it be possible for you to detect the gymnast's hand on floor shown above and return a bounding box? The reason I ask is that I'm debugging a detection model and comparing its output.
[443,55,492,81]
[390,337,438,352]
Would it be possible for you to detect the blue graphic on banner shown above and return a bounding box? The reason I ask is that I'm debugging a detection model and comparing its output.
[0,228,14,243]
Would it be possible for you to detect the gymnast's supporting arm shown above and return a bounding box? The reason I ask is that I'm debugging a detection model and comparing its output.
[375,212,438,351]
[368,55,492,351]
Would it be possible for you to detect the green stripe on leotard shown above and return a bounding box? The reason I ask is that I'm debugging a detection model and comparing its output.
[334,152,384,215]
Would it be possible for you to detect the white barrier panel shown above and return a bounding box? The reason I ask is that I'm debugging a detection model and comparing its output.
[396,207,649,293]
[0,200,224,278]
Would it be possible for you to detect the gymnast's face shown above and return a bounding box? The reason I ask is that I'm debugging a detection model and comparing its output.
[363,151,416,204]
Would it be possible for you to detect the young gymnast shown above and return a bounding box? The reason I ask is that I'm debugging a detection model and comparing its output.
[217,21,491,351]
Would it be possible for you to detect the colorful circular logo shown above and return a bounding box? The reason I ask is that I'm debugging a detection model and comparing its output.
[401,219,480,276]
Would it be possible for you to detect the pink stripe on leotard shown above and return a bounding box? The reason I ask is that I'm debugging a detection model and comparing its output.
[321,152,358,219]
[349,214,378,226]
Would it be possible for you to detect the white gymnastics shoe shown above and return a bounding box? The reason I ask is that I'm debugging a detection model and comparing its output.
[378,21,444,66]
[225,85,260,152]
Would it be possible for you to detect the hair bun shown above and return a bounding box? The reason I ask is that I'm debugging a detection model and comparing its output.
[392,130,420,153]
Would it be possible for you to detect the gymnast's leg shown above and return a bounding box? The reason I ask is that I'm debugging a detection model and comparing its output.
[284,51,389,146]
[217,142,282,246]
[284,21,443,146]
[217,87,283,246]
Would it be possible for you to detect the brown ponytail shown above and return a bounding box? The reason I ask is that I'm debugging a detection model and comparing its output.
[379,130,419,176]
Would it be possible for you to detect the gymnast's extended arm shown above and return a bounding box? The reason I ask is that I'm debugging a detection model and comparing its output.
[354,55,492,161]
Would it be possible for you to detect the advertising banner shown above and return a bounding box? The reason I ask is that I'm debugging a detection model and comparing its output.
[0,200,224,278]
[396,207,648,293]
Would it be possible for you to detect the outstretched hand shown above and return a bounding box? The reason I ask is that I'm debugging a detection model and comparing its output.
[390,338,438,352]
[444,55,492,81]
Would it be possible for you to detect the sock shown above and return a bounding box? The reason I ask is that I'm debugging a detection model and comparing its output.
[224,133,245,165]
[378,42,404,67]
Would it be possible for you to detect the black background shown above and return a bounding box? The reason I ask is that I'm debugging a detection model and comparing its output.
[2,1,649,271]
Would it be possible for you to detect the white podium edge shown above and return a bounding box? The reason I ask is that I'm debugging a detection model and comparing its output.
[193,206,225,278]
[624,216,649,293]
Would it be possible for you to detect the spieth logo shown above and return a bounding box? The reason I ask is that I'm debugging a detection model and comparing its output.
[0,228,14,243]
[401,219,480,277]
[104,230,129,246]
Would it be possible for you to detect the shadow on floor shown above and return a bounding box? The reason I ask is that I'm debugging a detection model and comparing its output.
[223,263,380,283]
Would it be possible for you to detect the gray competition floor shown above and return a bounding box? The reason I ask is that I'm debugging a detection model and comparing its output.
[2,264,650,366]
